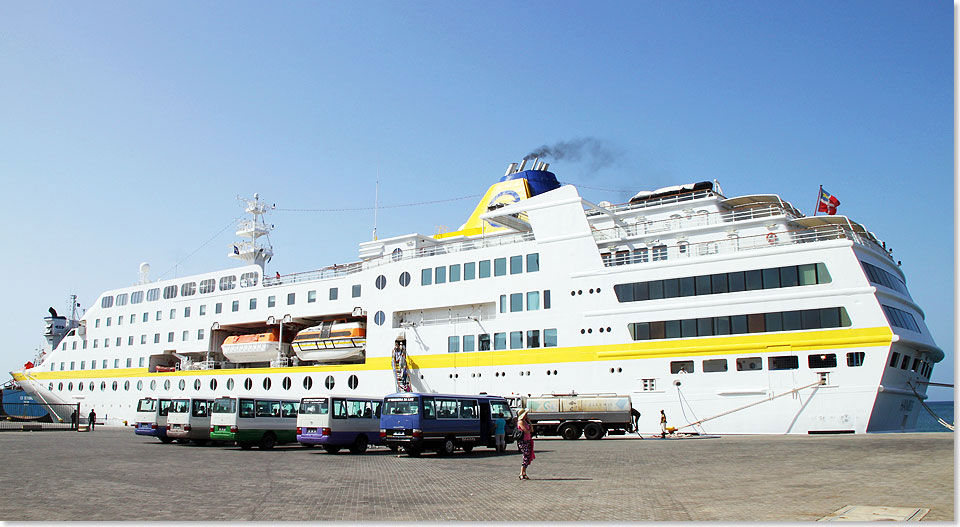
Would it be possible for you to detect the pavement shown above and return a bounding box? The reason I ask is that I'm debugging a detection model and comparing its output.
[0,428,952,522]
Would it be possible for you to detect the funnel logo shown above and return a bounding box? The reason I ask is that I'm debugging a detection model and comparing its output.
[486,190,521,228]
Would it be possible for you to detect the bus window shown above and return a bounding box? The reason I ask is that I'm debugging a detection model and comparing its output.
[137,398,157,412]
[332,399,347,419]
[239,399,255,418]
[281,402,298,418]
[158,400,172,416]
[257,400,280,418]
[383,398,418,415]
[437,399,458,419]
[192,400,208,417]
[422,397,435,420]
[213,398,236,414]
[171,399,189,413]
[346,400,372,419]
[490,400,511,419]
[460,399,478,419]
[372,401,382,418]
[301,399,328,415]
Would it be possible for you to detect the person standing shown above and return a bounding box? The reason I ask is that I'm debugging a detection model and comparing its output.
[516,409,535,479]
[659,409,667,438]
[88,409,97,431]
[494,414,506,453]
[70,409,78,430]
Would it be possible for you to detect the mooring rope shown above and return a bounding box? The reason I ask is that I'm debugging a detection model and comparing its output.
[907,382,954,431]
[676,380,824,432]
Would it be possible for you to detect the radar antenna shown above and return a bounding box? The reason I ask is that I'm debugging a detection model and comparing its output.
[230,193,275,269]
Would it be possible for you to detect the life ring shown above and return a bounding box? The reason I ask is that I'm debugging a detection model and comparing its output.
[766,233,778,244]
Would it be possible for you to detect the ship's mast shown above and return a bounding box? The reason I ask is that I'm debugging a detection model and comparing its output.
[230,193,275,269]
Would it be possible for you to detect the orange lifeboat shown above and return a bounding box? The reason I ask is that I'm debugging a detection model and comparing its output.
[221,329,286,363]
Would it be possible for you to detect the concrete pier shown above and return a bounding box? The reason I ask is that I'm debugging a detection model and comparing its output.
[0,429,952,521]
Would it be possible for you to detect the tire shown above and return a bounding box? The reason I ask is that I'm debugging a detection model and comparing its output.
[322,445,342,454]
[239,442,254,450]
[437,437,456,456]
[259,432,277,450]
[301,443,315,448]
[583,422,605,440]
[193,439,209,446]
[461,445,474,454]
[349,436,368,454]
[403,445,421,457]
[159,437,174,444]
[388,445,399,452]
[558,423,581,440]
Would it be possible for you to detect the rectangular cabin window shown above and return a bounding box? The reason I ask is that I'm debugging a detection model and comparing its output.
[182,330,189,341]
[478,260,491,278]
[168,332,174,343]
[780,266,799,287]
[329,288,338,300]
[697,318,713,336]
[288,292,296,305]
[449,264,461,282]
[127,336,133,346]
[847,352,865,367]
[629,322,649,340]
[494,332,506,350]
[137,357,143,367]
[736,357,762,371]
[435,266,446,284]
[104,339,109,348]
[70,361,75,370]
[82,340,87,349]
[526,330,540,348]
[671,360,693,374]
[651,245,667,261]
[198,329,204,340]
[231,301,239,312]
[421,268,432,286]
[463,262,476,280]
[351,285,360,298]
[768,356,799,370]
[249,298,257,310]
[307,290,316,303]
[900,355,910,370]
[702,359,727,373]
[510,255,523,274]
[694,275,711,296]
[478,333,491,351]
[117,315,123,326]
[526,291,540,311]
[543,290,551,309]
[510,293,523,312]
[154,333,160,343]
[114,359,119,368]
[462,335,475,352]
[184,306,191,318]
[106,317,111,327]
[747,314,765,333]
[510,331,523,349]
[169,309,176,320]
[762,268,780,289]
[80,361,85,370]
[129,314,135,324]
[662,279,679,298]
[648,281,664,300]
[782,310,802,331]
[494,258,507,276]
[727,271,745,292]
[680,319,697,337]
[798,264,818,286]
[744,270,763,290]
[447,336,459,353]
[526,253,540,272]
[809,353,838,369]
[678,277,695,297]
[499,295,507,313]
[544,328,557,347]
[664,320,681,338]
[141,335,146,344]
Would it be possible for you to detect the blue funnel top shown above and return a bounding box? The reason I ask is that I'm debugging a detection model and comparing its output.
[499,170,560,197]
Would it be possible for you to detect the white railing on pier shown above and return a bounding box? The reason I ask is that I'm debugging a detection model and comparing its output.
[263,231,535,287]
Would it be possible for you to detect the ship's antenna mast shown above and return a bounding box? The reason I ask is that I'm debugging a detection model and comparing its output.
[230,193,275,269]
[373,161,379,241]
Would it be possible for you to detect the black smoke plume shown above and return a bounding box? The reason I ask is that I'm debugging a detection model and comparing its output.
[523,137,620,171]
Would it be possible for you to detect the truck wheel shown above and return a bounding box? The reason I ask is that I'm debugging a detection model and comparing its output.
[584,422,605,440]
[259,432,277,450]
[349,435,368,454]
[461,445,474,454]
[437,437,455,456]
[559,423,582,440]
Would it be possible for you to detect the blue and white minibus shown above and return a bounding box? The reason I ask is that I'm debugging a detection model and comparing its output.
[380,393,515,456]
[297,395,384,453]
[134,396,174,443]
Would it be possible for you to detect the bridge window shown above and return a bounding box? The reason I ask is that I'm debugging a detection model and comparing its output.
[527,253,540,272]
[510,255,523,274]
[478,259,491,278]
[219,276,236,291]
[434,266,446,284]
[449,264,460,282]
[180,282,197,297]
[463,262,476,280]
[240,272,259,287]
[163,286,178,300]
[146,288,160,301]
[131,291,144,304]
[421,268,432,286]
[101,296,114,308]
[494,258,507,276]
[199,279,215,294]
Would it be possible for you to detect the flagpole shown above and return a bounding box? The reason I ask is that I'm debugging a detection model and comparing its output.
[813,185,822,217]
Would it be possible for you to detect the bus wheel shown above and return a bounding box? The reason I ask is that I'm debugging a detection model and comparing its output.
[323,445,341,454]
[559,423,582,440]
[388,445,399,452]
[403,445,421,457]
[301,443,315,448]
[583,423,605,440]
[259,433,277,450]
[461,445,474,454]
[349,436,368,454]
[159,437,174,444]
[193,439,209,446]
[437,437,455,456]
[239,442,254,450]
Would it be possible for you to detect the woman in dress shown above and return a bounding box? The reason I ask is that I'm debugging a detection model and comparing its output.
[516,409,535,480]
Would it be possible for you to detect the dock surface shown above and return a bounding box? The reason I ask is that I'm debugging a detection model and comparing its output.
[0,429,952,521]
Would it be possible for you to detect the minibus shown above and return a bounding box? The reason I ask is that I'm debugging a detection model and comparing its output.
[166,398,214,445]
[134,397,173,443]
[380,393,515,456]
[297,395,384,453]
[210,396,299,450]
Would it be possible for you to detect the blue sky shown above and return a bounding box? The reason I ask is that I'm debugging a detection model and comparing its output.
[0,2,953,400]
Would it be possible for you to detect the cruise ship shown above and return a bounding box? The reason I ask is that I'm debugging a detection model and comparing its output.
[11,160,943,434]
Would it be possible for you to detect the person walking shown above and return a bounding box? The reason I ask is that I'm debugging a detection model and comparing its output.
[494,414,506,453]
[88,409,97,431]
[516,409,535,479]
[659,409,667,438]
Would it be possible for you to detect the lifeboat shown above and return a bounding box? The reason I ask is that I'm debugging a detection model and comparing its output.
[221,329,287,363]
[292,320,366,362]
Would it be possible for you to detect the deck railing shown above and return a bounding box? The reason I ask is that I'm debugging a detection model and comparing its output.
[592,204,797,243]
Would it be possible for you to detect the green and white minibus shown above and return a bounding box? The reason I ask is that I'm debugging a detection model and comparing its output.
[210,396,300,450]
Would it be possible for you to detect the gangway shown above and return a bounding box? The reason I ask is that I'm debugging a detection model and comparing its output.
[391,340,411,392]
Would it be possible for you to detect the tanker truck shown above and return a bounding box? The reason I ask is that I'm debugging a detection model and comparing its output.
[507,393,639,440]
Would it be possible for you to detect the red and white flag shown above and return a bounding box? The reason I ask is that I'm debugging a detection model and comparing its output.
[818,188,840,215]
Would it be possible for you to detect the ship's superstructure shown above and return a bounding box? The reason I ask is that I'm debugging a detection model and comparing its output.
[11,162,943,434]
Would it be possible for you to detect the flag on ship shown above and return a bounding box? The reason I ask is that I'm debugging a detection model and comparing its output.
[233,245,240,255]
[818,187,840,215]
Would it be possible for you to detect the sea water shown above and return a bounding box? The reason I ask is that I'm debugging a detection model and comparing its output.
[915,400,954,432]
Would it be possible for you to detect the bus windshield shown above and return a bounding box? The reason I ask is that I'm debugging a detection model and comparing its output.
[170,399,190,413]
[301,399,329,415]
[384,398,419,415]
[137,398,157,412]
[212,398,236,414]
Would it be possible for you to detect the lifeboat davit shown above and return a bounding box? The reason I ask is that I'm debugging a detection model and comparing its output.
[292,320,366,362]
[221,329,286,363]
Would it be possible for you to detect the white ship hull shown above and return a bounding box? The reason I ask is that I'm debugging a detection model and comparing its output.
[13,167,942,434]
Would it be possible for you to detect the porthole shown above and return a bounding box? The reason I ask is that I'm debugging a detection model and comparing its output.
[112,381,118,391]
[263,377,272,391]
[303,376,313,390]
[226,378,234,391]
[580,329,585,334]
[399,272,411,287]
[589,288,594,294]
[178,379,186,391]
[617,367,622,373]
[68,382,74,391]
[137,380,143,391]
[588,328,593,334]
[375,275,387,290]
[210,378,217,391]
[150,380,157,390]
[449,374,454,379]
[495,372,499,377]
[519,372,524,377]
[599,327,604,333]
[193,379,200,391]
[471,373,475,378]
[282,377,291,390]
[89,381,95,391]
[570,291,576,296]
[348,375,358,389]
[553,370,558,375]
[100,381,107,391]
[78,382,83,391]
[610,368,615,373]
[546,370,551,375]
[244,378,252,391]
[455,374,459,379]
[58,382,63,391]
[374,310,386,326]
[325,375,335,389]
[597,288,601,293]
[578,290,583,295]
[419,374,424,379]
[125,380,130,391]
[164,379,171,391]
[526,371,530,376]
[48,383,53,391]
[607,327,612,332]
